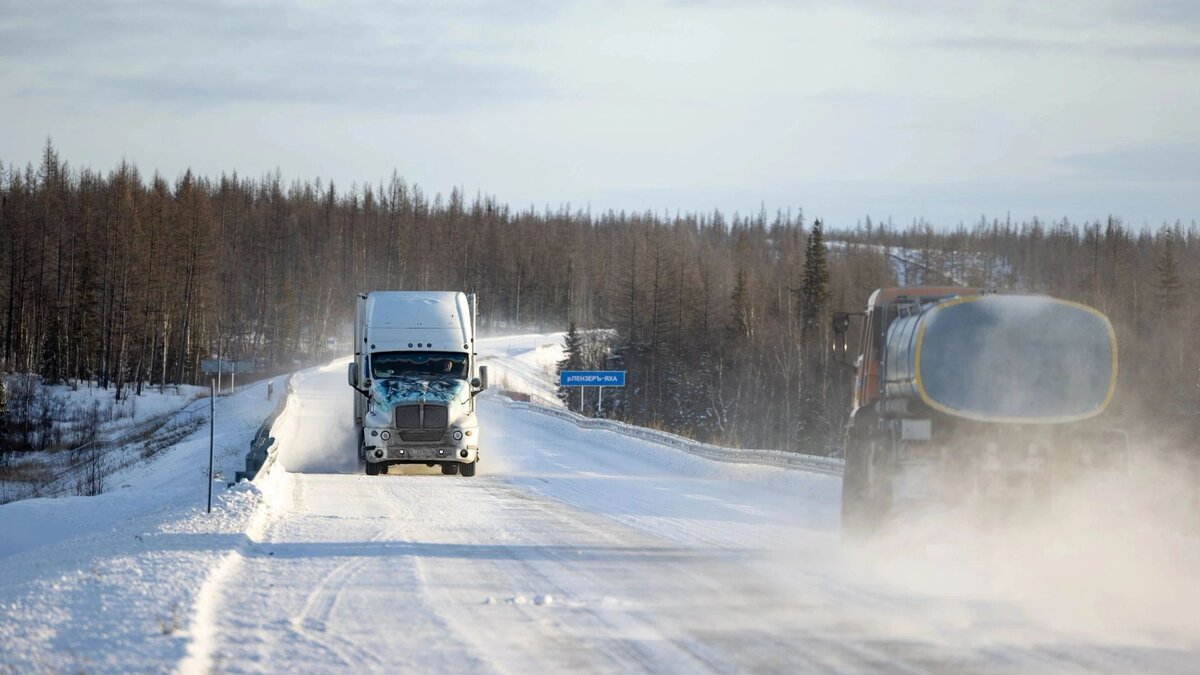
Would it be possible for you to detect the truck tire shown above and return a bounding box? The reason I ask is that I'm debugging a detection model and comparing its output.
[841,436,875,536]
[460,461,477,477]
[365,462,381,476]
[868,437,895,525]
[441,463,459,475]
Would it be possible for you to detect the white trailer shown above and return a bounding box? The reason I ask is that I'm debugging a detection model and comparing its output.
[347,291,488,476]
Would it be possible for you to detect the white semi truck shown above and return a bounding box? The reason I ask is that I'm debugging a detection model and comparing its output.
[347,291,488,476]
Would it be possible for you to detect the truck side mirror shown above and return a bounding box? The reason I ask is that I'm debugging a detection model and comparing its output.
[474,365,489,392]
[832,312,850,336]
[347,362,359,388]
[831,312,853,367]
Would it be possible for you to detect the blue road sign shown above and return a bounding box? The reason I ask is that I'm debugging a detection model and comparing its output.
[560,370,626,387]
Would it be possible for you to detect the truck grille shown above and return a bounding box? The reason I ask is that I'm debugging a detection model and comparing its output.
[423,405,448,428]
[394,403,448,430]
[399,430,445,443]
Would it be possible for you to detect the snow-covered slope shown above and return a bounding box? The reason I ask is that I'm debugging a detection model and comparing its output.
[827,240,1013,287]
[476,332,566,406]
[0,381,209,503]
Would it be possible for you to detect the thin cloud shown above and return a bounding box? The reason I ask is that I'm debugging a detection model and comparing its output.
[0,0,554,111]
[1058,143,1200,183]
[1115,0,1200,29]
[918,35,1200,61]
[25,58,546,113]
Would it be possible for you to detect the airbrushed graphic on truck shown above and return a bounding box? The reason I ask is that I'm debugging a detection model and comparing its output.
[371,375,469,405]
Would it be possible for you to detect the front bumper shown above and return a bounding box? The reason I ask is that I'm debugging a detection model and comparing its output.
[362,426,478,464]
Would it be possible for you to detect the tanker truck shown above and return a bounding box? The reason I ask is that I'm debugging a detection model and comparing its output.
[832,288,1125,532]
[347,291,488,476]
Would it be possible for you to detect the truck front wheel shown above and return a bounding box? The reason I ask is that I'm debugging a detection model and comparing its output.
[460,460,477,477]
[365,462,381,476]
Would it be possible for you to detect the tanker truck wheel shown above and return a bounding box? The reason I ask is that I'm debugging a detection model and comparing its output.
[841,436,876,536]
[441,463,459,475]
[460,460,477,477]
[868,436,897,524]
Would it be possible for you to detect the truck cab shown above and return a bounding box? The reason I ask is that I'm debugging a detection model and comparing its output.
[347,291,488,476]
[837,286,978,418]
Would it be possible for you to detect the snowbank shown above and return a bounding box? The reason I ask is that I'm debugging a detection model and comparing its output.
[0,377,282,672]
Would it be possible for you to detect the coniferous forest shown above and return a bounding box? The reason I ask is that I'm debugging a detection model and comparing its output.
[2,143,1198,460]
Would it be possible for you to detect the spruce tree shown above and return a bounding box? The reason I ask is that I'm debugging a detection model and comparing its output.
[726,268,751,341]
[1156,230,1184,317]
[798,219,831,331]
[793,219,834,445]
[556,322,585,410]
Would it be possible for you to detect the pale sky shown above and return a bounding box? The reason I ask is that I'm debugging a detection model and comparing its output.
[2,0,1197,228]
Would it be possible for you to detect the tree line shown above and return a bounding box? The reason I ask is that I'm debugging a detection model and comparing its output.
[2,142,1198,460]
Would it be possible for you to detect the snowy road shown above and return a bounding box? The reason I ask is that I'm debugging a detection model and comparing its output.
[1,336,1196,673]
[178,338,1200,674]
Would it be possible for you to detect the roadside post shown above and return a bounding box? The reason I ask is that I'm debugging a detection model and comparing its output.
[208,379,215,514]
[559,371,626,415]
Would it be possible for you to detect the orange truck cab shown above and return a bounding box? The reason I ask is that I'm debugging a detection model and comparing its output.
[842,287,978,416]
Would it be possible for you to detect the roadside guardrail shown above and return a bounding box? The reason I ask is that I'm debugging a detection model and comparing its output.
[234,375,294,483]
[494,394,844,477]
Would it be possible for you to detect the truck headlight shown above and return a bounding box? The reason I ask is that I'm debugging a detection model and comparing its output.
[452,429,463,441]
[380,430,391,441]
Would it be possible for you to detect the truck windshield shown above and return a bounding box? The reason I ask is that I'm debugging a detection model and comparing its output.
[370,352,468,379]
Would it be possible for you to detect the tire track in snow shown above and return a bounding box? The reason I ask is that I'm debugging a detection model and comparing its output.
[394,476,740,673]
[283,478,398,672]
[177,479,283,675]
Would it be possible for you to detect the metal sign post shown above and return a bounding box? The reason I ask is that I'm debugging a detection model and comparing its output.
[559,371,626,415]
[208,379,215,513]
[201,358,258,399]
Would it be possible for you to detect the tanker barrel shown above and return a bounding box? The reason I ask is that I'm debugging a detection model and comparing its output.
[883,295,1117,423]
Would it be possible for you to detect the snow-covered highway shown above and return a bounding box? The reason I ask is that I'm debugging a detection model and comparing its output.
[179,337,1200,674]
[181,346,845,672]
[2,335,1199,673]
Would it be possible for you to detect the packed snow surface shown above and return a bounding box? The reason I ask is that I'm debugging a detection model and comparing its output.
[1,336,1198,673]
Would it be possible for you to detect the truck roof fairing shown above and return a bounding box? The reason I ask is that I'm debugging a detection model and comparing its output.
[362,291,472,353]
